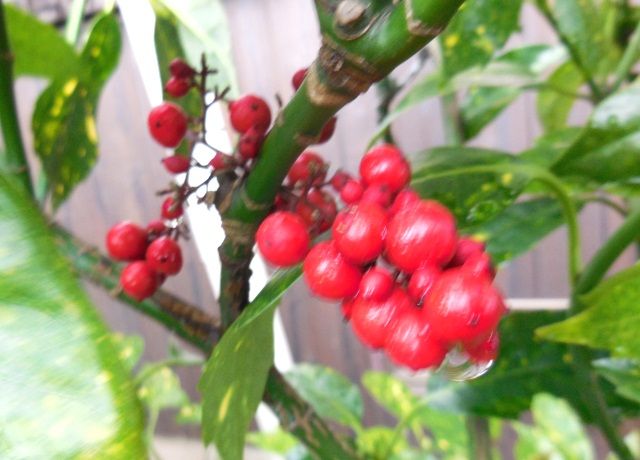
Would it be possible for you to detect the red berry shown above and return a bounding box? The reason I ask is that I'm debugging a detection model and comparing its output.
[257,211,310,267]
[358,267,394,301]
[295,189,337,233]
[146,237,183,275]
[148,102,188,148]
[229,95,271,133]
[350,287,412,348]
[287,152,327,187]
[165,76,191,98]
[385,309,448,371]
[210,152,234,170]
[332,202,388,264]
[146,219,166,237]
[303,241,362,300]
[422,269,506,343]
[360,184,393,208]
[341,297,355,320]
[340,179,364,204]
[292,67,308,90]
[360,144,411,193]
[169,58,195,79]
[464,331,500,363]
[161,197,183,220]
[238,126,265,160]
[449,237,486,267]
[330,170,352,191]
[106,221,148,261]
[462,252,495,280]
[390,188,420,215]
[120,261,160,301]
[317,116,337,144]
[407,264,441,304]
[162,155,191,174]
[385,200,457,273]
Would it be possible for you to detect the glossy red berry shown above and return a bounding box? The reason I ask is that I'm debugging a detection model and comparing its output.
[350,287,412,348]
[162,155,190,174]
[295,189,337,233]
[238,126,265,160]
[360,144,411,193]
[161,197,183,220]
[330,170,351,191]
[106,221,148,261]
[390,188,421,215]
[257,211,310,267]
[358,267,394,301]
[385,309,448,371]
[360,184,393,208]
[148,102,188,148]
[169,58,195,79]
[462,251,495,280]
[120,261,160,301]
[303,241,362,300]
[332,202,388,264]
[210,152,234,170]
[464,331,500,363]
[292,67,308,90]
[341,298,355,321]
[340,180,364,204]
[317,116,337,144]
[146,219,166,237]
[287,152,327,187]
[449,237,486,267]
[146,237,183,275]
[165,76,191,98]
[407,264,441,304]
[422,269,505,343]
[385,200,457,273]
[229,95,271,133]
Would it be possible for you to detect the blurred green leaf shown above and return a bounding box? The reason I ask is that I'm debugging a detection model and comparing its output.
[0,174,145,458]
[5,5,80,79]
[110,334,145,373]
[362,371,417,419]
[285,364,363,430]
[199,267,301,460]
[594,358,640,404]
[247,429,300,455]
[176,403,202,425]
[460,86,520,140]
[31,13,121,208]
[357,426,408,460]
[137,365,189,411]
[519,127,584,169]
[465,198,565,265]
[441,0,524,76]
[537,61,584,133]
[538,264,640,358]
[411,147,530,227]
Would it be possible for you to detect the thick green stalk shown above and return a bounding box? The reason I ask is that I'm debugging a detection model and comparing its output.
[611,20,640,93]
[0,0,33,195]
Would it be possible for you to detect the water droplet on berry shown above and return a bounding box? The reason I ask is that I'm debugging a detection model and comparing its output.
[439,348,493,381]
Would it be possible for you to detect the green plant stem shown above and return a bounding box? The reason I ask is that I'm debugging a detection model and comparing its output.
[134,357,204,385]
[611,20,640,93]
[64,0,88,46]
[466,416,492,460]
[375,76,400,144]
[441,91,464,145]
[54,224,360,458]
[0,0,33,195]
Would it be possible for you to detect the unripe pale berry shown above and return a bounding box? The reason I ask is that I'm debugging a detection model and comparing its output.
[385,200,457,273]
[146,237,183,275]
[162,155,191,174]
[332,202,388,264]
[106,221,148,261]
[360,144,411,193]
[303,241,361,300]
[257,211,310,267]
[120,261,160,301]
[229,95,271,133]
[161,197,183,220]
[148,102,188,148]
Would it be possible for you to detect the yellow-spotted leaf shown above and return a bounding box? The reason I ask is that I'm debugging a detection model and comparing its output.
[0,174,145,458]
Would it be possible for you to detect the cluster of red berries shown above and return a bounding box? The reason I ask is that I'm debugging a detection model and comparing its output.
[256,144,505,371]
[106,220,183,301]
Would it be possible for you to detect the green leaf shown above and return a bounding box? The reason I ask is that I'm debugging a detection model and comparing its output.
[5,5,80,79]
[460,86,520,140]
[519,127,584,169]
[464,198,565,265]
[199,267,301,460]
[356,426,408,460]
[285,364,363,430]
[0,174,145,458]
[594,358,640,404]
[552,86,640,184]
[247,429,300,455]
[176,403,202,425]
[137,365,189,411]
[411,147,530,227]
[152,0,237,95]
[538,264,640,358]
[362,371,418,419]
[441,0,524,76]
[31,14,121,208]
[537,61,584,133]
[110,333,145,373]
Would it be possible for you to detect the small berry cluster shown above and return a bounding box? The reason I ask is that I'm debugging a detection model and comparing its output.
[106,220,183,301]
[256,144,506,371]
